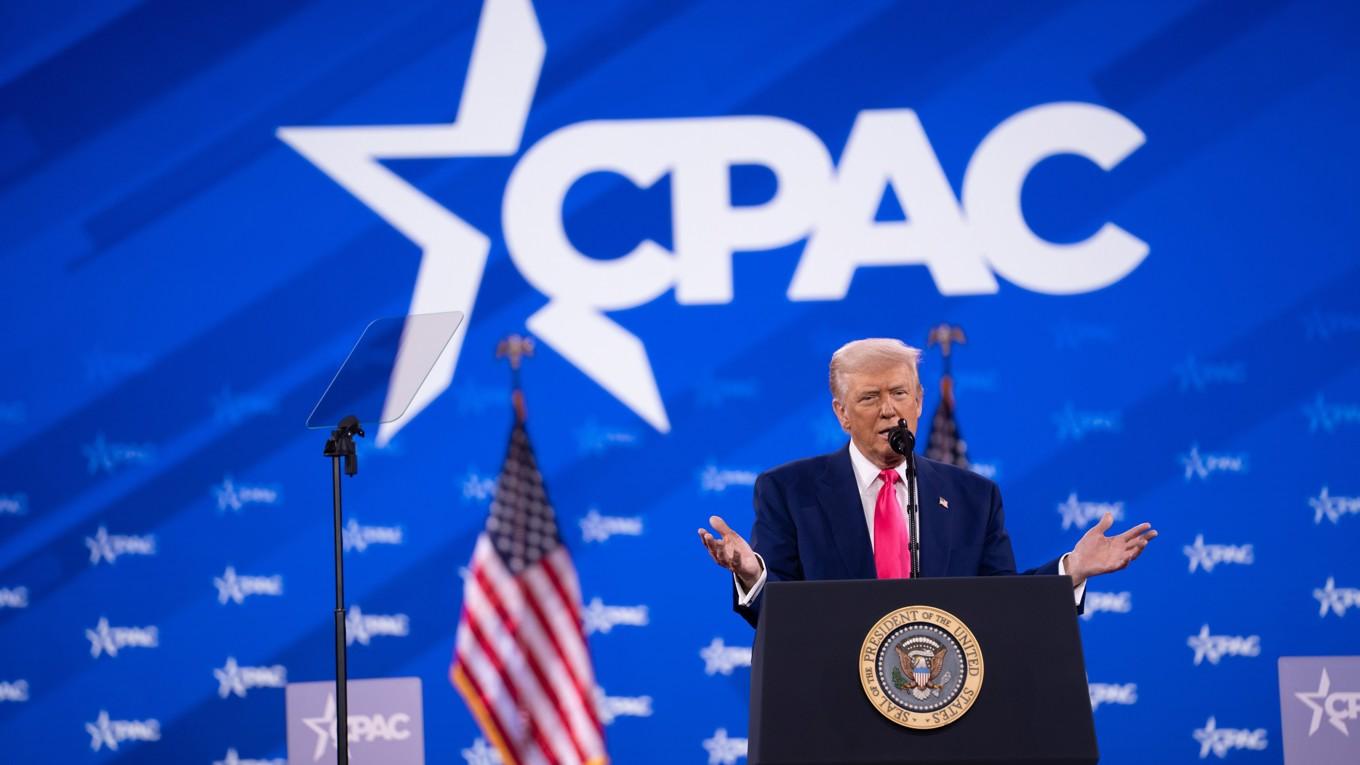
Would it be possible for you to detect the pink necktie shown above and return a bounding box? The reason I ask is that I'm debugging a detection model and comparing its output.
[873,469,912,579]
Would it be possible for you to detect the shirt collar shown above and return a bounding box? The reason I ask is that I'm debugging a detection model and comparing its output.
[847,440,908,493]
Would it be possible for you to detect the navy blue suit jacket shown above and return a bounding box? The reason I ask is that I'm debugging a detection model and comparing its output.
[734,445,1068,627]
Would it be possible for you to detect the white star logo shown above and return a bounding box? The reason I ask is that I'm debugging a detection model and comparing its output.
[302,694,346,762]
[461,737,504,765]
[1296,669,1335,736]
[214,657,245,698]
[86,526,114,564]
[86,617,117,658]
[1314,576,1359,618]
[86,710,118,751]
[277,0,545,446]
[1186,625,1216,666]
[279,0,672,438]
[703,728,748,765]
[215,566,244,604]
[1183,534,1213,573]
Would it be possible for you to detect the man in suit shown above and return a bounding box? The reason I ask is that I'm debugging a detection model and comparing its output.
[698,338,1157,626]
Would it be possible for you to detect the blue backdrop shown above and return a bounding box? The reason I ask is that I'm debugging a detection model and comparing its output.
[2,0,1358,762]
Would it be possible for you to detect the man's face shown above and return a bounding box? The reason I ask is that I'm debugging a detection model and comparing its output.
[832,362,923,469]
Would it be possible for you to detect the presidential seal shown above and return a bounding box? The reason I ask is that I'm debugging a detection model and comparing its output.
[859,605,984,730]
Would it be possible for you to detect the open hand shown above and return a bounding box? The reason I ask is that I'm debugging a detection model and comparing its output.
[697,515,763,589]
[1067,512,1157,588]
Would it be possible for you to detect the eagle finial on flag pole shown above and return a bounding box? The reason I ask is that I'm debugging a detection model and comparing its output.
[497,334,536,423]
[924,324,970,468]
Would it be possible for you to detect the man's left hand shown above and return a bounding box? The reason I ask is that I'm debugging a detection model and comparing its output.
[1066,512,1157,588]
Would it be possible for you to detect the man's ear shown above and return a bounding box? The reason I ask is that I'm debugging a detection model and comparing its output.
[831,399,850,431]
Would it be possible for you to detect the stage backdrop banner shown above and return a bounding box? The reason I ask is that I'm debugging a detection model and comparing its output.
[1,0,1358,763]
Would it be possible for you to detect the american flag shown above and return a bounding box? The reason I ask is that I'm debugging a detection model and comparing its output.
[924,375,970,469]
[451,418,607,765]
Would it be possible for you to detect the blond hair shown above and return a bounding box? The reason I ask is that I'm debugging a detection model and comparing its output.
[829,338,923,400]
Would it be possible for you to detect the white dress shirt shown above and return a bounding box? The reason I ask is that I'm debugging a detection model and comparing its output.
[735,442,1086,605]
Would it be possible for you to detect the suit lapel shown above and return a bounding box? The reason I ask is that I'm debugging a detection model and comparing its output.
[913,457,952,577]
[817,447,876,579]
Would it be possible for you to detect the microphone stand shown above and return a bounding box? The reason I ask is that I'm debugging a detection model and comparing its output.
[323,415,363,765]
[889,418,922,577]
[904,450,921,577]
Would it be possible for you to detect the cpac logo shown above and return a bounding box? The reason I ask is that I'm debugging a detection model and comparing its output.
[85,525,156,565]
[1184,535,1253,573]
[701,637,753,676]
[279,0,1148,439]
[970,461,999,480]
[0,586,28,608]
[1080,590,1132,621]
[85,710,161,751]
[582,597,648,635]
[575,419,640,456]
[1304,309,1360,342]
[579,508,643,543]
[1057,493,1124,531]
[1053,320,1115,351]
[594,687,654,725]
[1311,487,1360,524]
[1303,393,1360,433]
[1187,625,1260,666]
[699,464,758,493]
[1052,404,1122,441]
[215,656,287,698]
[1315,577,1360,618]
[1174,355,1246,393]
[1088,681,1137,711]
[0,680,28,702]
[303,694,411,762]
[343,519,404,553]
[211,385,277,426]
[0,492,27,515]
[82,433,155,474]
[215,566,284,605]
[462,738,503,765]
[1193,717,1267,759]
[1296,669,1360,736]
[86,617,158,658]
[346,605,410,646]
[1180,445,1248,481]
[462,468,498,504]
[215,749,285,765]
[703,728,749,765]
[213,475,282,513]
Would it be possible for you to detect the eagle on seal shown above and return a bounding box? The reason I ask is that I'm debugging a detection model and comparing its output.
[895,642,947,692]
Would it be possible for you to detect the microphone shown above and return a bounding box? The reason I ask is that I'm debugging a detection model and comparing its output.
[888,418,915,457]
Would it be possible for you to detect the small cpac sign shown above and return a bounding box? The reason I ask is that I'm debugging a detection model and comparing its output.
[285,677,424,765]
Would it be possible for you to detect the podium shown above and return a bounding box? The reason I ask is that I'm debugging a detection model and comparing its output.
[749,576,1098,765]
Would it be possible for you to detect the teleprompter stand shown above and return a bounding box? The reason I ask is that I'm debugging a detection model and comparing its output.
[307,312,465,765]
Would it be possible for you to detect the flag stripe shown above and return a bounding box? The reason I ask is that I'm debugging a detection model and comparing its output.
[467,565,593,763]
[477,554,603,757]
[513,574,601,749]
[450,662,522,765]
[451,419,607,765]
[453,639,527,757]
[530,556,604,736]
[455,623,537,758]
[460,601,570,765]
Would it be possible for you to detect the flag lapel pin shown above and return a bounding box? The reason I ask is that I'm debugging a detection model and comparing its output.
[939,497,949,509]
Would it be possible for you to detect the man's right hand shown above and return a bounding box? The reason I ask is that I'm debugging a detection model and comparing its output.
[698,515,763,590]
